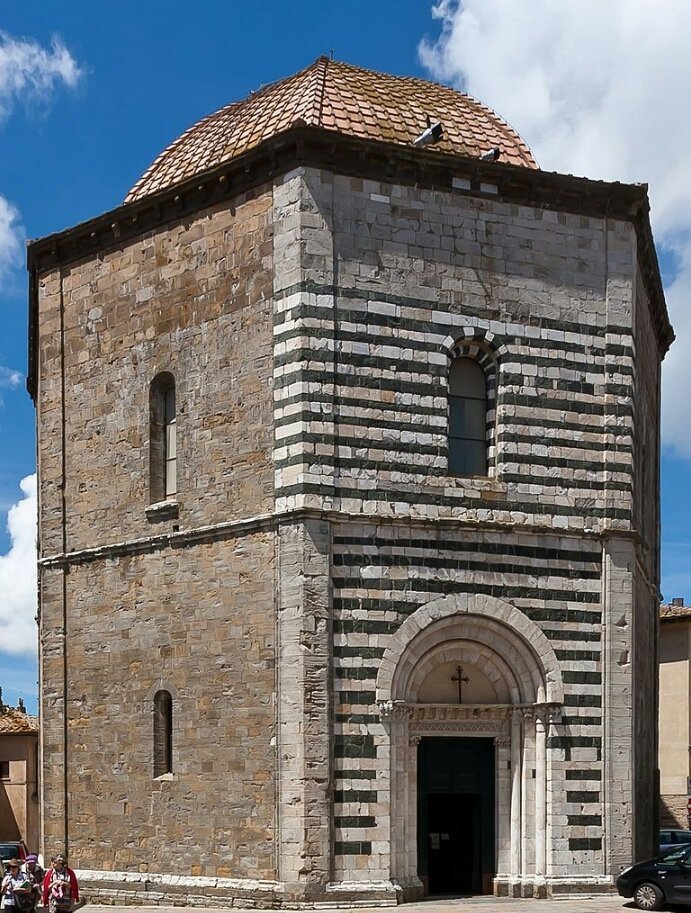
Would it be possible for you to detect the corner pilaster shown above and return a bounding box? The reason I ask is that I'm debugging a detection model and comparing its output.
[276,518,332,897]
[602,535,635,873]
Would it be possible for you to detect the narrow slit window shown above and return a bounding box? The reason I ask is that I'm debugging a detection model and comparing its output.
[153,690,173,778]
[164,385,176,498]
[150,373,176,503]
[448,357,488,476]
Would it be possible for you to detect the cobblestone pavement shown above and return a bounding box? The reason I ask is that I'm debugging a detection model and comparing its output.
[79,898,635,913]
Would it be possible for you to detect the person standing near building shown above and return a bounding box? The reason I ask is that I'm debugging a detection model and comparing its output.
[2,860,29,911]
[22,855,45,912]
[41,856,79,913]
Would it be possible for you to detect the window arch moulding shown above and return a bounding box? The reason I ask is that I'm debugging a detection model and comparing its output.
[443,330,502,478]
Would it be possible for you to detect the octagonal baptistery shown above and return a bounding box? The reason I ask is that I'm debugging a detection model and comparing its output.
[28,58,672,906]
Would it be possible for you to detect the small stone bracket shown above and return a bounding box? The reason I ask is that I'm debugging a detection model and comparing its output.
[145,500,179,523]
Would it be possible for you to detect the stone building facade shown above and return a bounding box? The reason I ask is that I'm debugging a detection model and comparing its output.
[0,703,39,851]
[659,601,691,828]
[28,59,672,903]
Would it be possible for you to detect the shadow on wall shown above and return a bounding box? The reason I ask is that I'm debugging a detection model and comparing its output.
[0,784,20,840]
[660,795,689,829]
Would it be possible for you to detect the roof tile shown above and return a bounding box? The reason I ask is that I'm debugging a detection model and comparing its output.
[661,604,691,620]
[0,709,38,735]
[127,58,537,202]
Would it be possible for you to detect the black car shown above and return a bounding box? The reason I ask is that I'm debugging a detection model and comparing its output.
[659,829,691,853]
[617,844,691,909]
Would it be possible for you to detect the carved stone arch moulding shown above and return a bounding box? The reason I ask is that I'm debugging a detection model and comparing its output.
[406,638,518,704]
[440,325,509,363]
[144,679,181,704]
[375,592,564,707]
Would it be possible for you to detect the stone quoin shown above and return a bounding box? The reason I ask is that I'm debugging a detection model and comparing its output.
[27,58,672,905]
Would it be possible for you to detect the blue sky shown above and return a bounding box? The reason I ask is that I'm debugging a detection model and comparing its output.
[0,1,689,714]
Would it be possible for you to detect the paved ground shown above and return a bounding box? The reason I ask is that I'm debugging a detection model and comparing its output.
[78,899,637,913]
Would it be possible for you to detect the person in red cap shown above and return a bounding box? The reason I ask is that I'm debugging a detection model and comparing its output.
[41,856,78,913]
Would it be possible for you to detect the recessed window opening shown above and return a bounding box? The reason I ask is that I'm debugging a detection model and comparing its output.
[163,385,176,498]
[150,373,176,503]
[448,357,488,476]
[153,690,173,778]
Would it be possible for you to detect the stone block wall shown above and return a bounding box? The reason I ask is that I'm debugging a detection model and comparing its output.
[331,522,604,881]
[273,168,638,534]
[34,159,665,903]
[55,533,276,878]
[37,185,278,880]
[631,268,662,860]
[270,167,661,888]
[42,531,277,877]
[37,186,275,559]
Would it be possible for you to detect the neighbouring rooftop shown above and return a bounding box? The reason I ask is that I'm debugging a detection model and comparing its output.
[126,57,537,202]
[661,601,691,622]
[0,707,37,735]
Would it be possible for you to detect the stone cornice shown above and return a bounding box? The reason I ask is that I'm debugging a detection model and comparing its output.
[27,125,672,398]
[36,504,644,571]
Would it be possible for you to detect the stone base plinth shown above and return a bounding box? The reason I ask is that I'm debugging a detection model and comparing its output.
[493,875,616,899]
[77,871,402,908]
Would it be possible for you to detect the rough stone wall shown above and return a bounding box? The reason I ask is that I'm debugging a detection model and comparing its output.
[34,160,664,900]
[58,535,275,876]
[38,187,274,558]
[632,569,658,860]
[631,269,662,860]
[276,519,331,896]
[37,187,277,877]
[632,268,662,575]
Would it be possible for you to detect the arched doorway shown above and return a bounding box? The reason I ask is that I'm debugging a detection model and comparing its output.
[376,593,563,898]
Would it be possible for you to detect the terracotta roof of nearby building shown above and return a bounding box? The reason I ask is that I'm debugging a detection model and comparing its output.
[126,57,537,202]
[660,604,691,621]
[0,709,37,735]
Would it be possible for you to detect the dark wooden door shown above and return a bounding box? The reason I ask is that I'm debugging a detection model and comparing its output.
[417,738,495,895]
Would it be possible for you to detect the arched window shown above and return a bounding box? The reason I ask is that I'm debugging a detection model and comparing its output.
[149,373,176,502]
[153,690,173,777]
[448,357,488,476]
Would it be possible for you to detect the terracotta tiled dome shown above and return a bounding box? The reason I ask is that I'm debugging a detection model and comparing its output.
[126,58,537,202]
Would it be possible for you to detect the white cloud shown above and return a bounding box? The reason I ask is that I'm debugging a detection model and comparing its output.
[0,31,82,123]
[0,194,23,287]
[0,362,22,407]
[0,366,21,388]
[420,0,691,456]
[0,31,82,289]
[0,475,37,657]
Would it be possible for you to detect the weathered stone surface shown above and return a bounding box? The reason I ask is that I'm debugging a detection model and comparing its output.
[34,155,665,904]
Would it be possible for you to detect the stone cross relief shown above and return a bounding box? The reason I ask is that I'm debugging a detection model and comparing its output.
[450,664,470,703]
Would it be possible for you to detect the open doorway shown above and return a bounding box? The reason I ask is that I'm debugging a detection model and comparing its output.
[417,737,495,895]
